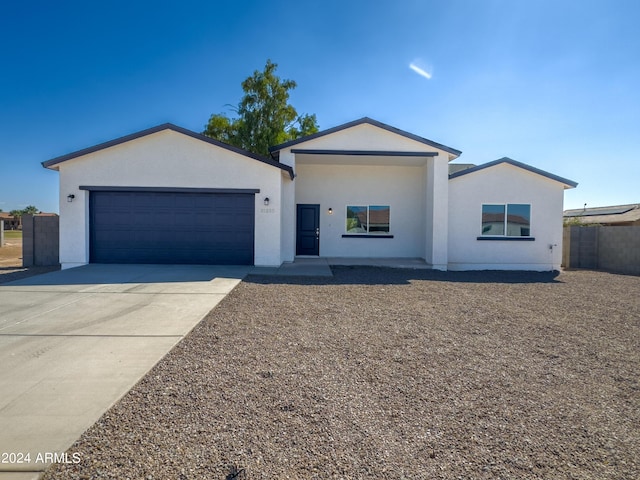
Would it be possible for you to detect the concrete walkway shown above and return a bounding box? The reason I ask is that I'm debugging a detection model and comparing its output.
[249,257,431,277]
[250,257,334,276]
[0,264,250,478]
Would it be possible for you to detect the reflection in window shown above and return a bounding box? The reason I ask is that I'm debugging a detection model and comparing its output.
[346,206,367,233]
[346,205,390,234]
[482,204,531,237]
[506,204,531,236]
[481,204,505,235]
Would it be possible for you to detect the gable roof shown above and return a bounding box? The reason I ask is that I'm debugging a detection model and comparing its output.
[268,117,462,157]
[42,123,295,179]
[448,157,578,188]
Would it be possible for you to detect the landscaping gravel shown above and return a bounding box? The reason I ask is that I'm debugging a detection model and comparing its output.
[43,268,639,479]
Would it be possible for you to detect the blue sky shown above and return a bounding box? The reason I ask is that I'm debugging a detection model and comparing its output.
[1,0,638,213]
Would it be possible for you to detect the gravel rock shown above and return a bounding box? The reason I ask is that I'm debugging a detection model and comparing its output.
[43,268,639,479]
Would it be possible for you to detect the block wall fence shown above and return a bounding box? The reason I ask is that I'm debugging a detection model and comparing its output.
[563,225,640,275]
[22,214,60,267]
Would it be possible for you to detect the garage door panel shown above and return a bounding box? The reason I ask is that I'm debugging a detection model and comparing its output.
[90,192,255,265]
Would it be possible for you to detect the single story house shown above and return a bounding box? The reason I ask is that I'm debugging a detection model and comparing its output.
[43,117,577,271]
[0,212,20,230]
[564,203,640,226]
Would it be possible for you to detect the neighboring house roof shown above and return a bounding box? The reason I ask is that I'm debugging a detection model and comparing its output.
[268,117,463,157]
[0,213,18,223]
[563,203,640,225]
[482,213,529,225]
[355,209,390,225]
[0,212,55,218]
[449,163,476,175]
[449,157,578,189]
[41,123,295,180]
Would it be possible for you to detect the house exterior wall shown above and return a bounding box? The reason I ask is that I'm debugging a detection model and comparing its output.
[282,122,455,263]
[424,154,449,270]
[279,150,296,263]
[57,130,285,269]
[448,163,565,271]
[295,163,426,258]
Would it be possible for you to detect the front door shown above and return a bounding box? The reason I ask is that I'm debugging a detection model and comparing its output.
[296,204,320,256]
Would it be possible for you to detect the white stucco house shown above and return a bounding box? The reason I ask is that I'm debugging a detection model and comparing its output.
[42,117,577,271]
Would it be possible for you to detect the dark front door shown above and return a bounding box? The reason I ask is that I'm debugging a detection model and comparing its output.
[296,204,320,256]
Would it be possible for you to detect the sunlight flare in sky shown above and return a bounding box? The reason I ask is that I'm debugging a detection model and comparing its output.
[409,62,432,79]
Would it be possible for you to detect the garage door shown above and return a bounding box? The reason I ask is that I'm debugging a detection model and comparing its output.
[90,190,255,265]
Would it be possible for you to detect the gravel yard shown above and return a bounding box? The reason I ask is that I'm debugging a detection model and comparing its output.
[44,268,639,479]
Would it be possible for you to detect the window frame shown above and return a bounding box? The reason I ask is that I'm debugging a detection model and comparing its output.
[479,203,534,240]
[343,204,392,238]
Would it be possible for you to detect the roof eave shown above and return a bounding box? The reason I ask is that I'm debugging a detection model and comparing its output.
[449,157,578,189]
[41,124,295,180]
[269,117,462,157]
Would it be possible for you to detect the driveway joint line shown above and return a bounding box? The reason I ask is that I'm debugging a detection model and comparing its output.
[0,292,100,332]
[0,289,228,295]
[0,333,185,338]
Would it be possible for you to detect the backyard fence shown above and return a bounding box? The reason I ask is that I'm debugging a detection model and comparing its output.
[562,225,640,275]
[22,214,60,267]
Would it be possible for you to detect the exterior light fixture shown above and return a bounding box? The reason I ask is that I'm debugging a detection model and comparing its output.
[328,207,333,215]
[264,197,270,206]
[67,194,75,202]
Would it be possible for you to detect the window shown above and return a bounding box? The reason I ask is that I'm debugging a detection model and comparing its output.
[481,204,531,237]
[346,205,390,234]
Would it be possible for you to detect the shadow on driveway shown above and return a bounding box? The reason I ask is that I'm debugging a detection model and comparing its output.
[0,265,61,285]
[2,264,251,287]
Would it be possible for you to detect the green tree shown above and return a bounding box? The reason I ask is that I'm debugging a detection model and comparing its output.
[9,209,22,230]
[203,60,319,156]
[22,205,40,215]
[7,206,40,229]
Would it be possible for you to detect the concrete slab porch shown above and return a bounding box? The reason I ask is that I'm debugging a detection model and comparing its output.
[249,257,433,277]
[327,257,432,269]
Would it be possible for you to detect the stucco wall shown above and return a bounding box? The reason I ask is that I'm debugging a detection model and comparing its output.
[448,163,565,271]
[57,129,285,268]
[295,163,426,258]
[279,150,296,263]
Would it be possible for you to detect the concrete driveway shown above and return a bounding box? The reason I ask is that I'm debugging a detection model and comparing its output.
[0,264,250,479]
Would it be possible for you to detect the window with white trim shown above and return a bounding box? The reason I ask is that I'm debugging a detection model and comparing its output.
[346,205,390,234]
[481,204,531,237]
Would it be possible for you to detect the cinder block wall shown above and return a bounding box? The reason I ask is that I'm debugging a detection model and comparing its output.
[563,225,640,275]
[564,226,598,269]
[598,226,640,275]
[22,215,60,267]
[22,215,35,266]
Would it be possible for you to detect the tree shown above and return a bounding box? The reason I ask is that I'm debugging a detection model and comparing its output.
[9,209,22,230]
[203,60,319,156]
[22,205,40,215]
[8,206,40,230]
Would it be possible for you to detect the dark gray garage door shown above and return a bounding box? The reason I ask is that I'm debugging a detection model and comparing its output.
[90,190,255,265]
